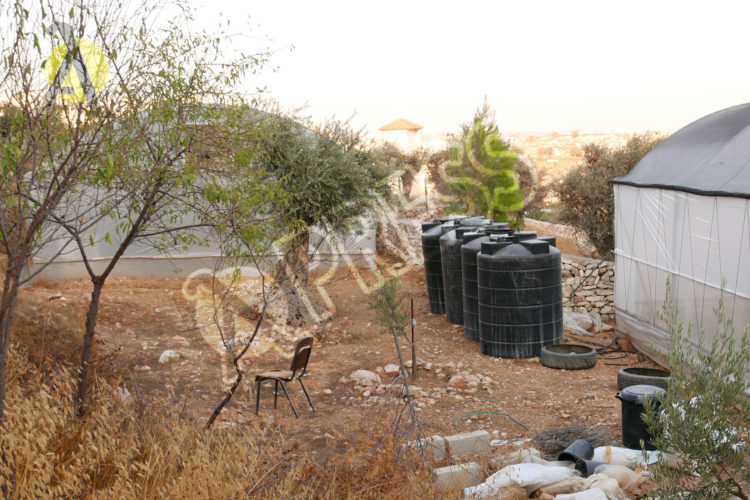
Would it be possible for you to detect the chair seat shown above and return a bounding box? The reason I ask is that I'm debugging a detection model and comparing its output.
[256,370,293,380]
[255,337,315,418]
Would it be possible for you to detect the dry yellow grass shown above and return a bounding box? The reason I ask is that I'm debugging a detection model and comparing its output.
[0,336,443,499]
[0,342,315,498]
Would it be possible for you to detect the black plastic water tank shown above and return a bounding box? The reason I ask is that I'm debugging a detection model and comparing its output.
[462,232,509,341]
[440,227,473,324]
[484,222,512,234]
[461,230,530,341]
[477,238,563,358]
[421,221,449,314]
[458,216,492,228]
[438,215,468,223]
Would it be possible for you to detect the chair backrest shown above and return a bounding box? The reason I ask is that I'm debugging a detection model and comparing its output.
[289,336,314,378]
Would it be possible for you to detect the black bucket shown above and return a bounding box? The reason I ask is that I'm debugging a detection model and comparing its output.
[557,439,593,462]
[615,384,666,450]
[574,458,608,478]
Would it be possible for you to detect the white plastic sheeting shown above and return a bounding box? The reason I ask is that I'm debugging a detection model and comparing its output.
[613,185,750,366]
[28,215,376,281]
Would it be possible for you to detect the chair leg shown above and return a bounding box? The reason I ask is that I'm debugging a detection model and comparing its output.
[273,380,279,409]
[278,380,299,418]
[299,379,316,412]
[255,379,262,415]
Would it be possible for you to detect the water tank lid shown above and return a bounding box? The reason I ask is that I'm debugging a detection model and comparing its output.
[481,240,512,254]
[490,233,511,241]
[512,231,538,241]
[520,239,550,255]
[439,215,468,222]
[619,384,667,404]
[422,223,445,237]
[539,236,557,248]
[485,222,510,232]
[460,216,490,227]
[455,227,472,238]
[462,231,485,243]
[487,228,513,235]
[421,222,440,232]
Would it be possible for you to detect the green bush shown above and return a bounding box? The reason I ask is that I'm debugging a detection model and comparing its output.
[441,102,525,227]
[556,133,663,256]
[643,281,750,500]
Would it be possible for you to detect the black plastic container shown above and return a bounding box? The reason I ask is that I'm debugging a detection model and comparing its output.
[457,216,492,228]
[461,232,512,341]
[484,222,513,235]
[439,227,473,325]
[616,384,666,450]
[438,215,468,223]
[477,238,563,358]
[575,458,608,478]
[557,439,594,462]
[421,222,449,314]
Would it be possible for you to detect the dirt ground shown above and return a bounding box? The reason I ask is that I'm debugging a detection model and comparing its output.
[20,260,661,462]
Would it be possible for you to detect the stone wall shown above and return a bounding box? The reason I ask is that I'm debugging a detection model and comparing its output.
[562,254,615,320]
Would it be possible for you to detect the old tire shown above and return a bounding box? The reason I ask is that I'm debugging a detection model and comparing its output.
[540,344,597,370]
[617,367,670,390]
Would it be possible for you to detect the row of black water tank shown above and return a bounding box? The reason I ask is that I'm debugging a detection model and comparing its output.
[421,216,563,358]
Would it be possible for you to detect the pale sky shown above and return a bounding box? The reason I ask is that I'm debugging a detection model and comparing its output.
[193,0,750,137]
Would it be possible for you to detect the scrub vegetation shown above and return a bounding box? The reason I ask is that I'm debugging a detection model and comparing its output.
[644,282,750,500]
[555,133,663,256]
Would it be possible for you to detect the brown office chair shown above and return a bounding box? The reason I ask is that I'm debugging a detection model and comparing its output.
[254,336,316,418]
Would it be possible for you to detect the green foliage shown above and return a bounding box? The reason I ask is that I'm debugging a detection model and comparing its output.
[249,114,394,232]
[443,102,524,227]
[371,142,429,199]
[368,277,410,338]
[556,133,663,256]
[515,155,549,217]
[643,280,750,500]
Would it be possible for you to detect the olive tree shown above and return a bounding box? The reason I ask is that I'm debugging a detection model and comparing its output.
[247,115,394,323]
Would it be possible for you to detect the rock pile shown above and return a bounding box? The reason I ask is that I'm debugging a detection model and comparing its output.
[340,360,498,409]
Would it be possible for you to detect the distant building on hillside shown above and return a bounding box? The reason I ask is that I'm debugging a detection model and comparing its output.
[378,118,423,152]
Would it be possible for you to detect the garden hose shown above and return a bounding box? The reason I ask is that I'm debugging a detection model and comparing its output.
[455,411,530,432]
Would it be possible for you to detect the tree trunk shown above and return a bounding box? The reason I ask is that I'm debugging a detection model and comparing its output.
[75,279,103,416]
[392,327,411,400]
[0,257,22,422]
[276,230,328,324]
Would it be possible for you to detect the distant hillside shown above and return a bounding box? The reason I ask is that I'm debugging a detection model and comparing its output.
[507,132,632,184]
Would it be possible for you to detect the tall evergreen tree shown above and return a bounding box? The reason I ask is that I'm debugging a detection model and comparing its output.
[444,102,524,226]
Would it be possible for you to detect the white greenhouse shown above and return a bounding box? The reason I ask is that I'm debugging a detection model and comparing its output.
[613,103,750,366]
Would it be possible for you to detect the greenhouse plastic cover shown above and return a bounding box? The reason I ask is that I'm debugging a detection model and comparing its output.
[613,185,750,368]
[612,103,750,198]
[29,213,376,281]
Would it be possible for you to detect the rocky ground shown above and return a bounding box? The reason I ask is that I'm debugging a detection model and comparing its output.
[20,261,661,463]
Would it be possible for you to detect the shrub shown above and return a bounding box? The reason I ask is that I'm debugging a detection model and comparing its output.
[643,281,750,500]
[556,133,663,256]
